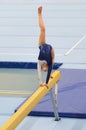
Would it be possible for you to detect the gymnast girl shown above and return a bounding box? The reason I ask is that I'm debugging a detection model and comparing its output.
[37,6,55,87]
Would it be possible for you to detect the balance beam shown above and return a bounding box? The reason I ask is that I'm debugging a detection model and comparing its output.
[0,70,61,130]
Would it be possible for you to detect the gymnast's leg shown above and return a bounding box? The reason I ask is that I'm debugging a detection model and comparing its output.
[38,6,46,47]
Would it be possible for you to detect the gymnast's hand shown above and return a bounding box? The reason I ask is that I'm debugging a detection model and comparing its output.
[40,83,48,88]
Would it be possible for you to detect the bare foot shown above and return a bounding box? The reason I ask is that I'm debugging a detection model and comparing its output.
[38,6,42,14]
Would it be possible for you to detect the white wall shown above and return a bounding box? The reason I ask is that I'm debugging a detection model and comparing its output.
[0,0,86,63]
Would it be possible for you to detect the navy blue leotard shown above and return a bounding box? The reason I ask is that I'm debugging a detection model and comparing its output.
[38,43,53,83]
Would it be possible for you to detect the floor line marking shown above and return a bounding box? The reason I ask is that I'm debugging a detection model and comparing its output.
[0,91,32,95]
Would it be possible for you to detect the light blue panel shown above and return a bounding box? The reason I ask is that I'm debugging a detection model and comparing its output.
[42,3,86,10]
[0,17,85,27]
[77,38,86,48]
[0,11,86,19]
[0,53,38,62]
[0,11,37,18]
[0,18,38,26]
[56,49,86,63]
[44,18,86,27]
[0,97,25,115]
[0,4,86,18]
[46,27,86,36]
[0,48,39,54]
[45,37,81,48]
[0,36,38,48]
[0,3,86,10]
[61,63,86,69]
[55,48,67,55]
[0,36,83,48]
[0,26,85,36]
[0,26,39,35]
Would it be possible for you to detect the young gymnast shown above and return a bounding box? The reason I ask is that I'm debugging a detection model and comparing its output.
[37,6,55,87]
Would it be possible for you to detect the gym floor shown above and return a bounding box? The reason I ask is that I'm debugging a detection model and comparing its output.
[0,61,86,130]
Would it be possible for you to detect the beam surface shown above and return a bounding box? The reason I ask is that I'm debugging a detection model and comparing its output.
[0,70,61,130]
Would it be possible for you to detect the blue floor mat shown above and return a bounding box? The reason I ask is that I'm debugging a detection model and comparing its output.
[15,68,86,118]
